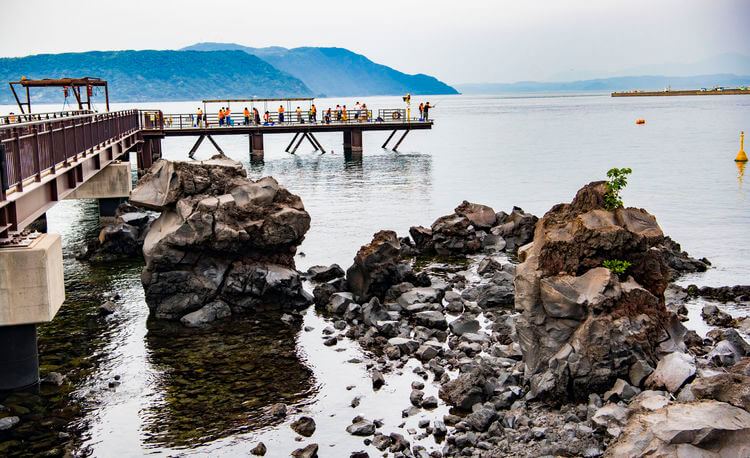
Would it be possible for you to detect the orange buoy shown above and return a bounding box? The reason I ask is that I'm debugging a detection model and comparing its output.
[636,119,645,124]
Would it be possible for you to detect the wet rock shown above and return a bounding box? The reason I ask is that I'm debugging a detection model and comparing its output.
[269,403,287,419]
[313,278,346,307]
[397,287,442,307]
[466,408,496,432]
[702,304,733,327]
[409,226,434,253]
[372,433,391,451]
[306,264,345,282]
[346,419,376,436]
[421,396,438,409]
[361,297,389,327]
[0,416,20,431]
[291,443,318,458]
[687,284,750,302]
[323,337,337,346]
[691,373,750,412]
[250,442,267,456]
[629,360,654,387]
[388,337,420,355]
[646,352,696,393]
[349,452,369,458]
[449,315,480,336]
[99,300,118,315]
[607,400,750,457]
[603,378,639,402]
[180,301,232,328]
[346,230,402,302]
[41,372,64,386]
[492,206,538,252]
[291,416,316,437]
[410,390,425,406]
[413,311,447,330]
[327,292,354,315]
[709,328,750,356]
[439,364,495,410]
[707,340,744,367]
[134,158,311,323]
[372,370,385,390]
[415,345,439,362]
[431,212,482,256]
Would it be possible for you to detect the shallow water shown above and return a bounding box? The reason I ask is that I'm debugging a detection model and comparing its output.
[1,93,749,456]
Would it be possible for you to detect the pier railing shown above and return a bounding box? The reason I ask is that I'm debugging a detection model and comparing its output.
[146,108,431,130]
[0,110,95,125]
[0,110,139,199]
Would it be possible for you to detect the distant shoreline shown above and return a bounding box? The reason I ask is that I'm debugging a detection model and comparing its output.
[612,88,749,97]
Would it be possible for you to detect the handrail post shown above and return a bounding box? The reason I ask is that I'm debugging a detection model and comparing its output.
[32,126,41,182]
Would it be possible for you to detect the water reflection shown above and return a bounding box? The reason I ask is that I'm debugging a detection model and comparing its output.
[737,160,746,190]
[140,314,315,449]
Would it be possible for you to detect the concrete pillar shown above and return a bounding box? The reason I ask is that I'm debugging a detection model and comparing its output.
[343,129,363,154]
[0,234,65,393]
[249,133,264,159]
[0,324,39,392]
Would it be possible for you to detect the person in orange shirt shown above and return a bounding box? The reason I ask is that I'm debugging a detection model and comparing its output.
[218,108,225,126]
[225,107,232,126]
[196,108,203,127]
[278,105,285,124]
[244,107,250,126]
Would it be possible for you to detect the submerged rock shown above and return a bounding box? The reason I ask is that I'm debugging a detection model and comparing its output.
[132,157,311,324]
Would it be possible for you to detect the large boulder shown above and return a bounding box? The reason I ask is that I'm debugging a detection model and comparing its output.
[492,206,538,252]
[514,181,682,401]
[606,400,750,457]
[133,157,311,324]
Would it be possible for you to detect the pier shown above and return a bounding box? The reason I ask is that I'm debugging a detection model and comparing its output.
[612,88,749,97]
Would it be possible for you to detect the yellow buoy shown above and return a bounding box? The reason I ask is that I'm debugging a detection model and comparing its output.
[736,131,748,162]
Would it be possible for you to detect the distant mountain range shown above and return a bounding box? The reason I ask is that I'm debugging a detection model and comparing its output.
[0,44,457,105]
[456,73,750,95]
[180,43,458,97]
[0,50,311,105]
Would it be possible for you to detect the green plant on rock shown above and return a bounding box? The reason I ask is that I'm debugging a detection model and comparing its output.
[604,167,632,211]
[602,259,631,276]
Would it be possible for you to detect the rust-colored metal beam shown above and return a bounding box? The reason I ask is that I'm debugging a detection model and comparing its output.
[392,130,410,151]
[382,129,397,149]
[205,135,225,156]
[308,132,326,153]
[188,134,206,159]
[285,133,300,152]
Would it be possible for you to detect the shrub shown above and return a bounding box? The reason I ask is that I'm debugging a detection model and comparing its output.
[602,259,631,276]
[604,167,632,211]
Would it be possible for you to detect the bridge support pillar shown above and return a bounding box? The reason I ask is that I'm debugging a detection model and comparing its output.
[0,234,65,393]
[343,128,363,155]
[138,137,162,174]
[0,324,39,393]
[249,133,264,159]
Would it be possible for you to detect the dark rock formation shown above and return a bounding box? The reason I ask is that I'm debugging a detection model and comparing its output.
[77,202,155,261]
[687,284,750,302]
[514,181,684,401]
[492,206,538,252]
[130,157,311,324]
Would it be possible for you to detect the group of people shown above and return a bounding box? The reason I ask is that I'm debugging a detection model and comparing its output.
[192,99,431,127]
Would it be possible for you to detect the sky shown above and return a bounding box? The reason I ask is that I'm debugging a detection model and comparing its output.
[0,0,748,84]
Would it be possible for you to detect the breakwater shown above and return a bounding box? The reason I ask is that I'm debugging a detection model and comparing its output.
[612,88,749,97]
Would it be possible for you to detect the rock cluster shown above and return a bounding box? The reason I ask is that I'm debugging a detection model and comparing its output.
[513,181,688,400]
[130,156,312,325]
[76,202,155,261]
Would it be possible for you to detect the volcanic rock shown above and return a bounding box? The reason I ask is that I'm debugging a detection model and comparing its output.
[514,181,682,400]
[132,157,311,323]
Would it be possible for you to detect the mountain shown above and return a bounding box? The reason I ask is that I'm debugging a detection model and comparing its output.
[181,42,458,97]
[0,50,311,105]
[456,74,750,94]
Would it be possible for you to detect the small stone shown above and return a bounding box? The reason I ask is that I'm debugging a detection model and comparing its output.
[410,390,425,406]
[0,416,20,431]
[351,396,361,408]
[411,381,425,390]
[99,300,117,315]
[372,370,385,390]
[250,442,267,456]
[291,443,319,458]
[346,420,376,436]
[269,403,287,418]
[291,416,316,437]
[323,337,337,346]
[41,372,64,386]
[421,396,438,409]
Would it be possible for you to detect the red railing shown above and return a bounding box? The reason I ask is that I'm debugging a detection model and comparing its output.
[0,110,139,200]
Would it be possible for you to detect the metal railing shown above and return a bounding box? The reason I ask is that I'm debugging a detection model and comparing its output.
[146,108,430,130]
[0,110,139,200]
[0,110,95,125]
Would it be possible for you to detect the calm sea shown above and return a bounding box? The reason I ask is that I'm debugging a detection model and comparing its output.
[1,93,748,456]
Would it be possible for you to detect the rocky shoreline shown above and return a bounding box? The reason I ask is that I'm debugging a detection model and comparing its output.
[67,159,750,457]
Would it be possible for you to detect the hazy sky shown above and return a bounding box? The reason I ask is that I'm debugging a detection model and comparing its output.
[1,0,748,84]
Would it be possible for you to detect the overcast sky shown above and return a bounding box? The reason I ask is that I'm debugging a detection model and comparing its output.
[1,0,748,84]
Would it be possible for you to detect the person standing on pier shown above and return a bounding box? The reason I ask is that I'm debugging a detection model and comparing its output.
[361,103,368,121]
[244,107,250,125]
[278,105,285,124]
[423,102,434,121]
[354,101,361,120]
[335,105,342,121]
[342,105,348,121]
[225,107,232,126]
[254,108,260,125]
[218,108,225,126]
[197,107,203,127]
[263,111,270,125]
[311,104,317,123]
[296,106,302,123]
[419,103,424,120]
